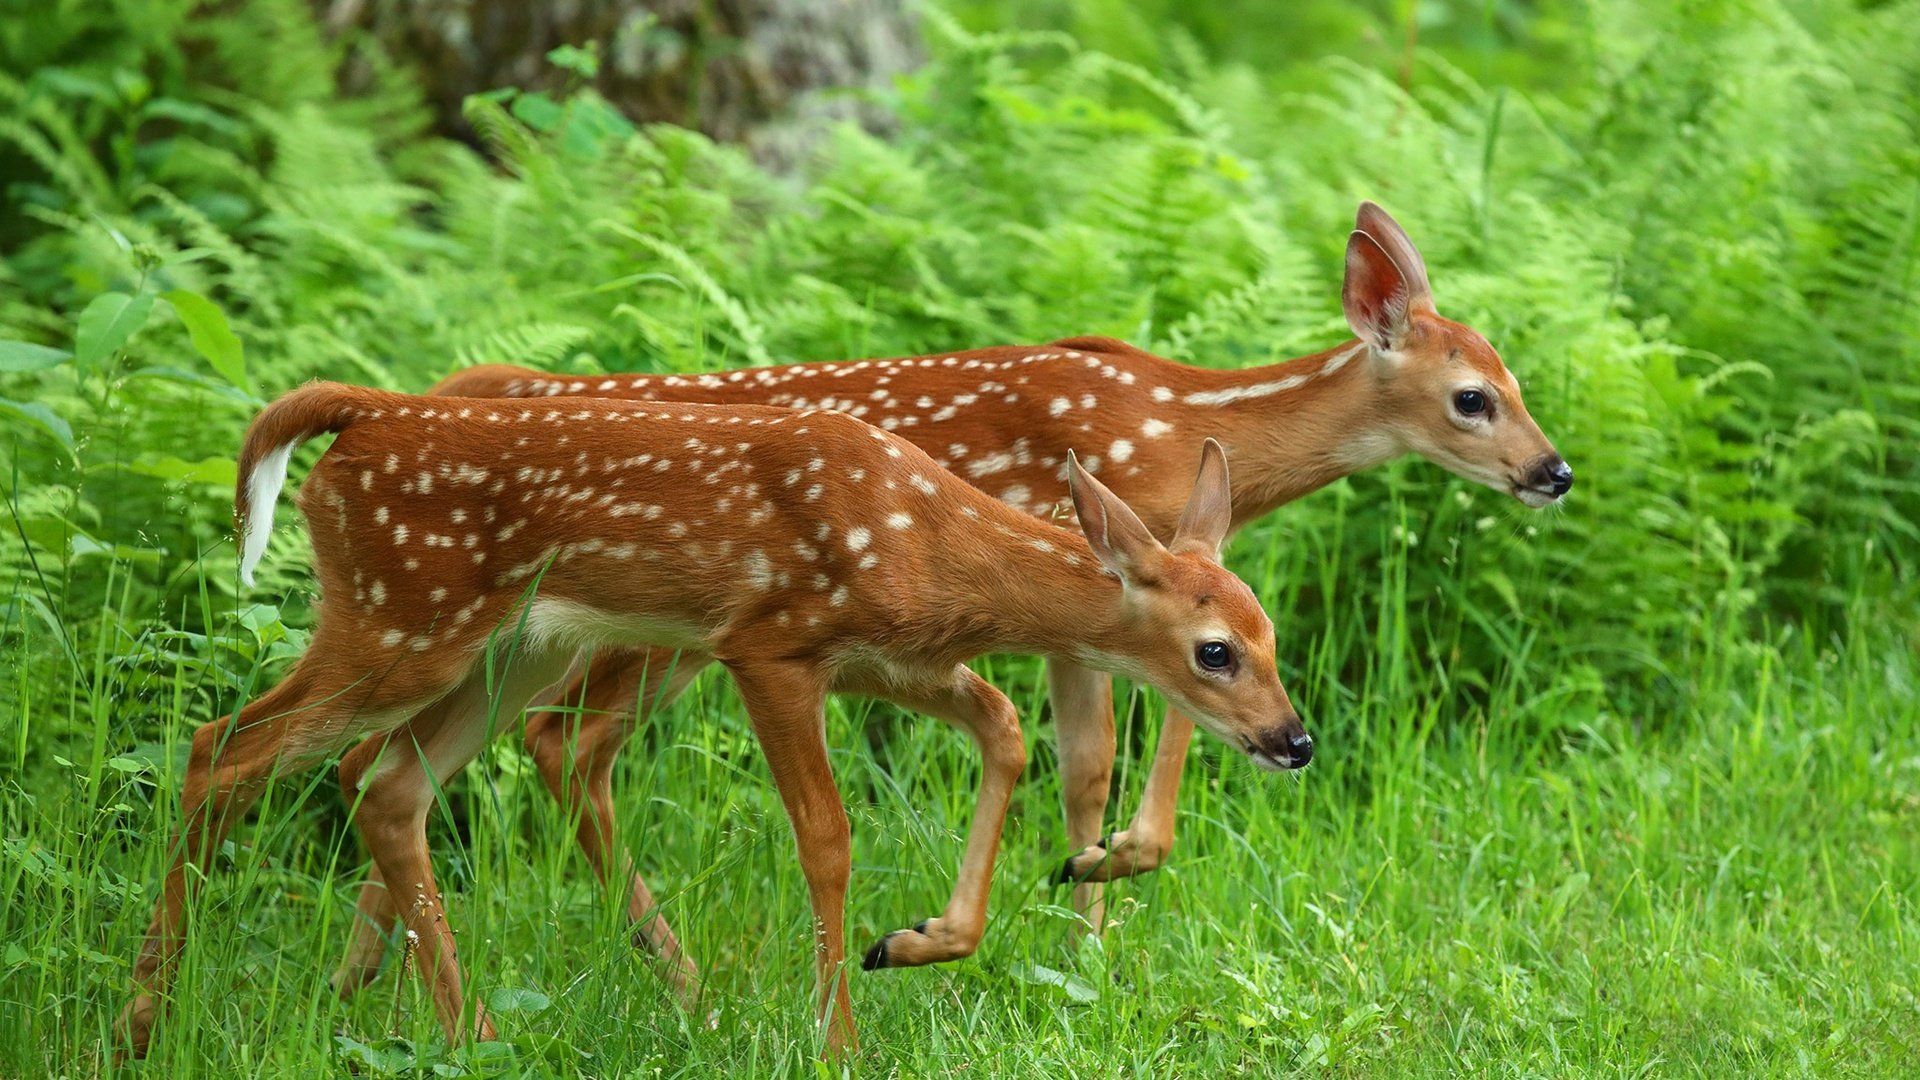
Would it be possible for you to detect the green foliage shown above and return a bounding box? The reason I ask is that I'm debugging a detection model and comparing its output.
[1,0,1917,1074]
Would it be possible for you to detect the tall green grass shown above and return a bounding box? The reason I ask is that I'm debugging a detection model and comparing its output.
[4,536,1913,1075]
[2,0,1917,1074]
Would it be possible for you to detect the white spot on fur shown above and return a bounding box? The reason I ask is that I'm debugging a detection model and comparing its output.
[744,550,773,589]
[886,512,913,530]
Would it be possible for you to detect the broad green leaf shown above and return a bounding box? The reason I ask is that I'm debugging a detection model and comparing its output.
[510,92,566,133]
[235,604,284,633]
[0,398,75,455]
[0,340,71,372]
[126,453,238,486]
[486,986,552,1014]
[73,291,154,372]
[1010,961,1100,1003]
[161,290,248,389]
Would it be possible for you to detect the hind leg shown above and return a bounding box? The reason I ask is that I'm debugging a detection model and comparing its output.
[336,646,711,1002]
[118,636,464,1058]
[1048,659,1118,933]
[339,645,574,1046]
[526,646,709,997]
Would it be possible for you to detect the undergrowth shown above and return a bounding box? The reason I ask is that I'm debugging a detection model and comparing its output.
[1,0,1916,1075]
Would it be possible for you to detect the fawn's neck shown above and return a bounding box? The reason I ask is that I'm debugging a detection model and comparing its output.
[927,510,1139,673]
[1171,340,1405,524]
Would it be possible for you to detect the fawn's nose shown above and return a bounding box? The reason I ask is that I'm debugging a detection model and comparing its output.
[1286,731,1314,768]
[1252,720,1312,770]
[1527,454,1574,498]
[1546,458,1574,496]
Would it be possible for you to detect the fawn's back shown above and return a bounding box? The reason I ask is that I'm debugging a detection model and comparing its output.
[436,338,1213,530]
[275,387,1085,669]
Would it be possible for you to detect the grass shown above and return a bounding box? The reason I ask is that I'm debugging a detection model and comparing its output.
[3,501,1916,1078]
[2,1,1917,1074]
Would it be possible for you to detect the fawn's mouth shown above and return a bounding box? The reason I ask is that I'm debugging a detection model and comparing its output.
[1242,734,1309,772]
[1247,749,1293,772]
[1511,484,1562,508]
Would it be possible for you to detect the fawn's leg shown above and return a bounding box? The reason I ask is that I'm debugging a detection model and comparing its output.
[336,647,711,1002]
[118,642,460,1058]
[858,666,1026,970]
[341,646,573,1047]
[726,659,855,1055]
[526,646,710,995]
[1048,659,1117,929]
[332,861,399,998]
[1058,709,1195,884]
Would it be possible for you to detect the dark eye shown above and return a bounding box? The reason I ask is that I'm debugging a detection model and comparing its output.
[1454,389,1488,416]
[1196,640,1233,671]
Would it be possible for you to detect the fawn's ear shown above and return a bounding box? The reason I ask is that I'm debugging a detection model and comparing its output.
[1343,229,1421,352]
[1169,438,1232,561]
[1068,450,1167,586]
[1354,200,1434,310]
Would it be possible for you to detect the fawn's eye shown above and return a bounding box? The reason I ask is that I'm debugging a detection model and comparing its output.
[1196,640,1233,672]
[1454,389,1489,416]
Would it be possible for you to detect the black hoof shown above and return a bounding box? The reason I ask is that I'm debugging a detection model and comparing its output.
[1057,834,1115,886]
[861,936,891,971]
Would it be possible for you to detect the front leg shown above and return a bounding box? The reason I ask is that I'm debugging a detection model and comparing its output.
[1060,709,1195,883]
[857,667,1025,970]
[1047,659,1117,929]
[727,659,857,1055]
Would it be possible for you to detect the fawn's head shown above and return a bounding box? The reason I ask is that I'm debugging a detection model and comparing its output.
[1069,440,1309,770]
[1343,201,1572,508]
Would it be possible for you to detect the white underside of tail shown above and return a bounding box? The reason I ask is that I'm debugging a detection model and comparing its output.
[239,442,297,586]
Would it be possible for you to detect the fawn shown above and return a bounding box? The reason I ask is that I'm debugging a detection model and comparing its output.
[118,385,1302,1056]
[408,201,1571,936]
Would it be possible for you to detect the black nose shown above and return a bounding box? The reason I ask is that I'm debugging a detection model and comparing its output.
[1287,731,1313,767]
[1528,455,1573,497]
[1546,458,1574,496]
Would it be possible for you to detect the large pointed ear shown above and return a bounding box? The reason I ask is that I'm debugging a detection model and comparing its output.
[1170,438,1232,561]
[1343,229,1416,351]
[1067,450,1166,586]
[1355,200,1434,310]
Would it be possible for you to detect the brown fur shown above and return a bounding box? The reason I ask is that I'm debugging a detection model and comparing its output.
[120,385,1299,1057]
[405,202,1568,933]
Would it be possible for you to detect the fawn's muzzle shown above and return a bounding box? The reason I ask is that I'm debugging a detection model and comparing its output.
[1524,454,1574,499]
[1246,720,1312,771]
